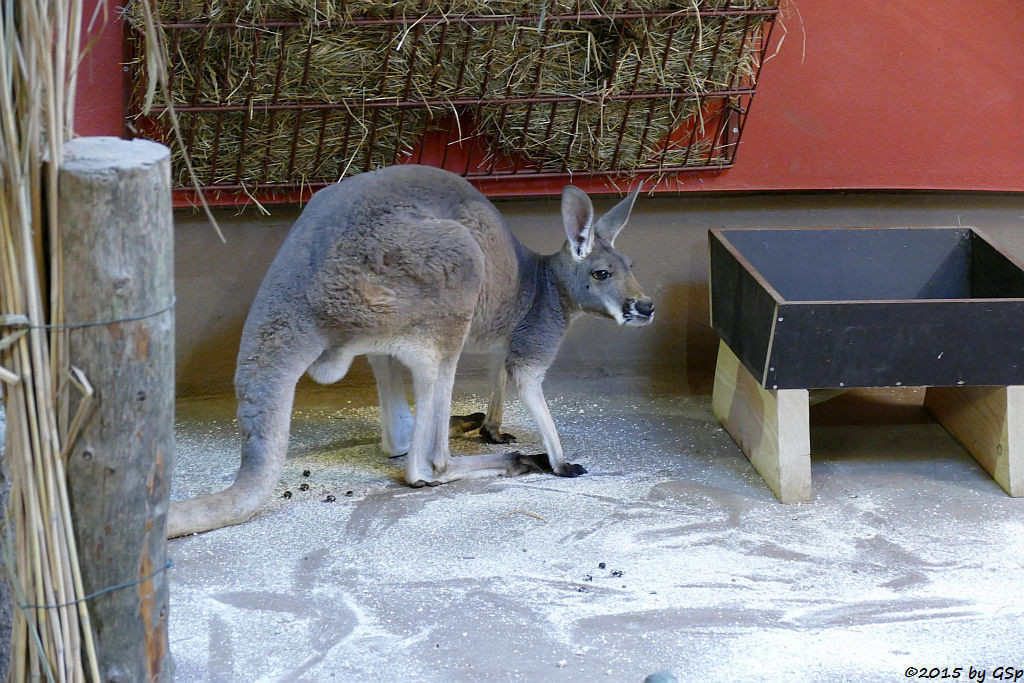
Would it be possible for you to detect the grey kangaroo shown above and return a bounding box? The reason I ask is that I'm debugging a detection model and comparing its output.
[169,165,653,537]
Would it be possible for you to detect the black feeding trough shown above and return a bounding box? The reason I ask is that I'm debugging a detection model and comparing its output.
[709,227,1024,502]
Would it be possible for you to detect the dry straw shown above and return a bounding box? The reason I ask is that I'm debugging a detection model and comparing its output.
[0,0,102,679]
[476,10,770,170]
[126,1,460,185]
[125,0,777,185]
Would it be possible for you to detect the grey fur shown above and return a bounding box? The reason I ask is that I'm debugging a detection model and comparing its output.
[168,165,652,537]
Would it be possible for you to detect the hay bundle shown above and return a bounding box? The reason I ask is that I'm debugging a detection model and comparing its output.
[476,8,769,170]
[607,13,768,95]
[130,16,445,184]
[160,19,489,104]
[137,0,777,22]
[128,0,551,185]
[478,96,711,171]
[126,0,778,185]
[174,107,426,186]
[484,22,610,97]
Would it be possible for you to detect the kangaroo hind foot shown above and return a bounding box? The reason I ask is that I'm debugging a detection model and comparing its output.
[406,451,548,487]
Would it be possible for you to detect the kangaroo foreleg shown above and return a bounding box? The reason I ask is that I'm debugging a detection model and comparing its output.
[513,369,587,477]
[480,357,517,444]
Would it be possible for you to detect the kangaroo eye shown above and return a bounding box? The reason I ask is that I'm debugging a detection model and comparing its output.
[591,270,611,281]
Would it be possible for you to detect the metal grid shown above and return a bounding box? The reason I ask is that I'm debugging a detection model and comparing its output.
[126,3,779,201]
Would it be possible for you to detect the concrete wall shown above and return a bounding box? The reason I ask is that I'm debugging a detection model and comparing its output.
[176,191,1024,398]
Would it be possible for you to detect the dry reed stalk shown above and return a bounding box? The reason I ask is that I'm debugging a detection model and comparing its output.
[1,0,106,679]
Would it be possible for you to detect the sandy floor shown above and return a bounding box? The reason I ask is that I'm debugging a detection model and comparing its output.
[169,376,1024,682]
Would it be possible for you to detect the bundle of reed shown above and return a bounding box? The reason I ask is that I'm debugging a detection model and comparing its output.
[0,1,101,680]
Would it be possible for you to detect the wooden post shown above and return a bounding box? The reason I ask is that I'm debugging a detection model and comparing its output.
[925,385,1024,497]
[60,137,173,680]
[712,340,812,503]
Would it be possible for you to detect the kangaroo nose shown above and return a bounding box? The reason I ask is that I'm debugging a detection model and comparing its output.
[635,298,654,317]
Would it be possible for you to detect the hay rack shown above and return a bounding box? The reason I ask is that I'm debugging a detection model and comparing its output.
[124,1,780,204]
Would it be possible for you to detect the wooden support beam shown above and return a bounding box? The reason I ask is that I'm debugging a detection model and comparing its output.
[712,340,811,503]
[60,137,174,680]
[924,385,1024,497]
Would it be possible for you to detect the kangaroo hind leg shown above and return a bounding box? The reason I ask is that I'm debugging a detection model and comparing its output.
[368,353,414,457]
[401,345,544,487]
[402,346,461,486]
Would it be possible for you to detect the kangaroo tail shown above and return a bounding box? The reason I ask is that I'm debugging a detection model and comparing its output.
[168,342,315,538]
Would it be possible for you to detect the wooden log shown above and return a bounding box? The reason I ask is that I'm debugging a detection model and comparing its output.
[60,137,173,681]
[924,385,1024,497]
[712,340,812,503]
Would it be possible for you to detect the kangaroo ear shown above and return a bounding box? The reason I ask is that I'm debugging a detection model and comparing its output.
[594,187,640,246]
[561,185,595,260]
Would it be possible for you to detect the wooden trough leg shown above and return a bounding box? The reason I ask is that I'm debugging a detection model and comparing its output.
[924,386,1024,496]
[712,341,812,503]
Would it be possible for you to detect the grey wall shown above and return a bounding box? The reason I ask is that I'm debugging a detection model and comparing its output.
[175,191,1024,398]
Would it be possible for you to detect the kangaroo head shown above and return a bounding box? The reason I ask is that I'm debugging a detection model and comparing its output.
[555,185,654,326]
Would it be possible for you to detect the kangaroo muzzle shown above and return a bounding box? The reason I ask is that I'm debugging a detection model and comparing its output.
[623,296,654,326]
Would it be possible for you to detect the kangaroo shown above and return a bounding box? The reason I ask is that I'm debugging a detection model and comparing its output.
[168,165,653,537]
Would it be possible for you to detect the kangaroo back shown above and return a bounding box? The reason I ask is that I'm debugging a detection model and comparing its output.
[251,166,527,348]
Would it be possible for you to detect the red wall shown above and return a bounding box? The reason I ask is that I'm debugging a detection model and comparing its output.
[76,4,126,140]
[77,1,1024,196]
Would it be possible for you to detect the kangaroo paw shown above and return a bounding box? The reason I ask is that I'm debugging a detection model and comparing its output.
[555,462,588,478]
[449,412,485,436]
[480,424,517,444]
